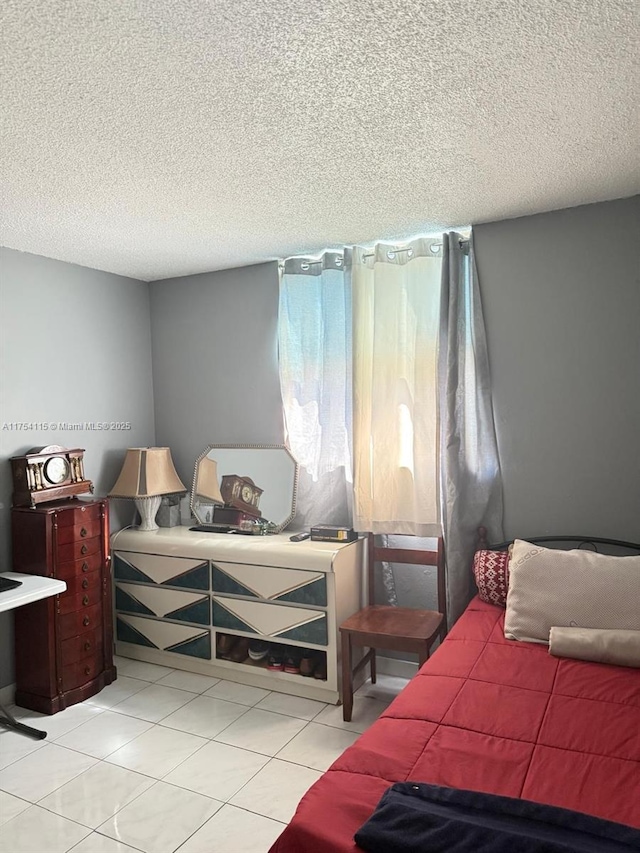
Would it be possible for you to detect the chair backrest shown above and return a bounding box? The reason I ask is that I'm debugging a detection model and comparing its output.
[367,532,447,628]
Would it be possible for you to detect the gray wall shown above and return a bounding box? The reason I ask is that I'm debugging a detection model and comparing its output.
[474,195,640,541]
[149,261,284,489]
[0,248,155,687]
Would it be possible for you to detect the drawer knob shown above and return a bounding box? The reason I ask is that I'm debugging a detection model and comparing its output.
[82,562,89,572]
[84,641,91,651]
[83,616,90,627]
[82,595,90,606]
[82,579,89,589]
[84,666,91,676]
[81,545,88,555]
[80,527,88,538]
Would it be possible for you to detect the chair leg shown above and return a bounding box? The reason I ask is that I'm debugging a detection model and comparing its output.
[370,647,377,684]
[341,631,354,722]
[418,645,429,668]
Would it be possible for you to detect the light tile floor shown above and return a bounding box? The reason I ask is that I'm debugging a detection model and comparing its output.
[0,658,407,853]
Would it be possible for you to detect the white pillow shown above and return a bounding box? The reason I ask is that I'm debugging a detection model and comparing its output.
[504,539,640,644]
[549,627,640,667]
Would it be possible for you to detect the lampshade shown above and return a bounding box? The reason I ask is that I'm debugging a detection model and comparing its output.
[110,448,186,532]
[194,456,224,504]
[110,447,186,498]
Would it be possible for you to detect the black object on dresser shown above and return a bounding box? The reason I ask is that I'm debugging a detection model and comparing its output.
[11,498,116,714]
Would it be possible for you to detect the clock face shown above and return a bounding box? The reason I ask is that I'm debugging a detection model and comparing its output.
[241,484,254,503]
[43,456,70,485]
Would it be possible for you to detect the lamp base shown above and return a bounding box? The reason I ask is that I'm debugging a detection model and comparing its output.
[135,496,162,532]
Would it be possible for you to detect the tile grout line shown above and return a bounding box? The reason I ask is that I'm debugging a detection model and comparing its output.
[1,675,404,850]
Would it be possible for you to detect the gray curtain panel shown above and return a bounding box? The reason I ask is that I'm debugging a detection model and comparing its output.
[438,232,504,626]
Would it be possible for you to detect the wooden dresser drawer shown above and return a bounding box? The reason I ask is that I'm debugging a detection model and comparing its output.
[59,568,102,597]
[57,552,103,581]
[55,503,102,527]
[62,652,105,691]
[59,602,102,640]
[59,585,103,615]
[57,536,102,563]
[61,628,103,665]
[56,519,102,546]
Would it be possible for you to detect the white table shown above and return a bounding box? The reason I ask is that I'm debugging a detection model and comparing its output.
[0,572,67,738]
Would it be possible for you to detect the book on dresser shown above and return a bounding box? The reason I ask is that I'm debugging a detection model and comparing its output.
[11,498,117,714]
[111,526,364,704]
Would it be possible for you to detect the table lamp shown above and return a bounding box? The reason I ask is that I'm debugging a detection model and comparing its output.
[194,456,224,505]
[109,447,186,531]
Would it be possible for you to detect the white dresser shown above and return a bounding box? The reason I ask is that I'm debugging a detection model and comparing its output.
[111,527,364,703]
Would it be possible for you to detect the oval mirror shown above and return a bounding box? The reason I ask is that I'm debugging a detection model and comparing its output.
[190,444,298,533]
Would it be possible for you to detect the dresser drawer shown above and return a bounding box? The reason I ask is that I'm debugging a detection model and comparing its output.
[59,568,102,597]
[59,584,103,615]
[213,596,328,646]
[55,503,103,527]
[114,552,209,590]
[62,652,104,691]
[117,614,211,660]
[61,628,104,665]
[59,602,102,640]
[56,519,102,546]
[57,536,102,563]
[57,552,103,581]
[115,582,210,625]
[212,561,327,607]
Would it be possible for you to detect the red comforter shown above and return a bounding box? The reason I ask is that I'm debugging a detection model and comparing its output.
[271,597,640,853]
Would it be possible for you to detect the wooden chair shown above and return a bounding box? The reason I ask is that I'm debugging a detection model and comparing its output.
[339,532,446,721]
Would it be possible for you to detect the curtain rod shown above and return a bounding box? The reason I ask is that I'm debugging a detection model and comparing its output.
[363,237,469,259]
[289,238,469,267]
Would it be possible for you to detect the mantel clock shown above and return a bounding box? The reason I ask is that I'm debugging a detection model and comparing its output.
[11,445,93,507]
[219,474,263,518]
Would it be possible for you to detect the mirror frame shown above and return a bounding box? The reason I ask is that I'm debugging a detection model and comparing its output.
[190,444,299,533]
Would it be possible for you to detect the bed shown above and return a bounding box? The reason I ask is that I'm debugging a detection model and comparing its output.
[270,536,640,853]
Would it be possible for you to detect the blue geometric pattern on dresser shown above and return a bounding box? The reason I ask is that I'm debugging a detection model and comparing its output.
[116,616,157,648]
[113,555,151,585]
[212,601,257,634]
[276,576,327,607]
[166,633,211,659]
[113,554,209,590]
[212,566,257,598]
[164,563,209,590]
[277,616,328,646]
[115,586,155,618]
[165,597,210,626]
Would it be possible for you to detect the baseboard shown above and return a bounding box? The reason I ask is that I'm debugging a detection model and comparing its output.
[0,682,15,706]
[377,657,418,679]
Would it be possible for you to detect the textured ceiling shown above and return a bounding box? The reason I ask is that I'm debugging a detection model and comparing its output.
[1,0,638,281]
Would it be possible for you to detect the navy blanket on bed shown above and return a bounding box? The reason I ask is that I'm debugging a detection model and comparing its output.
[354,783,640,853]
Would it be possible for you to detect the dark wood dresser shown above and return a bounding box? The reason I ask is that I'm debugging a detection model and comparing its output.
[11,497,116,714]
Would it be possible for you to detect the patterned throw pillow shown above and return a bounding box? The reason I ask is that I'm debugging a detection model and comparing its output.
[473,549,510,607]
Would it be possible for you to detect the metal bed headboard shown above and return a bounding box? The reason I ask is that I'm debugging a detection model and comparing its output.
[477,527,640,555]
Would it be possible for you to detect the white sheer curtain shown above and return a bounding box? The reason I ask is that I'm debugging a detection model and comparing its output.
[438,233,504,625]
[348,237,442,536]
[278,252,353,531]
